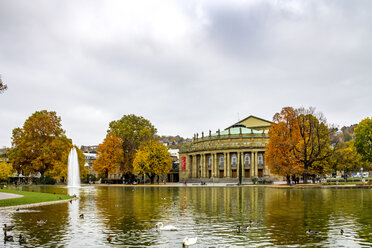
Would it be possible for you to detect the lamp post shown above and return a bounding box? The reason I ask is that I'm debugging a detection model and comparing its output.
[361,168,365,183]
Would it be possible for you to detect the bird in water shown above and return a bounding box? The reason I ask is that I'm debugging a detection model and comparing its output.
[37,219,47,225]
[4,231,13,242]
[306,228,319,235]
[16,208,20,212]
[19,233,27,244]
[79,214,84,219]
[69,199,73,204]
[236,225,249,232]
[155,222,177,231]
[3,224,15,231]
[340,229,344,235]
[182,236,197,247]
[107,237,112,243]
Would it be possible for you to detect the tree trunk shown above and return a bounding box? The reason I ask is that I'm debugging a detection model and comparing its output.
[149,175,155,184]
[286,175,291,185]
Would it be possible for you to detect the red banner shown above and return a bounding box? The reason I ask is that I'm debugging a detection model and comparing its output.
[181,156,186,170]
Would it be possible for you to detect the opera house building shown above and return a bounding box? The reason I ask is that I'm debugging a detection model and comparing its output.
[179,116,273,182]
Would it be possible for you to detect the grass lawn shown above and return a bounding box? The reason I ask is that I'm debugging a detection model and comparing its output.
[0,189,73,207]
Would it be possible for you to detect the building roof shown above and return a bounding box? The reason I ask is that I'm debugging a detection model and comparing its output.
[212,126,267,136]
[226,115,272,130]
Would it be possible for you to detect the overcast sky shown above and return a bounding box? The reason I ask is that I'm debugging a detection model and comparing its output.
[1,0,372,147]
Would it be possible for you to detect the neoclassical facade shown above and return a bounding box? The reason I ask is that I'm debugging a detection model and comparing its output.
[179,116,272,181]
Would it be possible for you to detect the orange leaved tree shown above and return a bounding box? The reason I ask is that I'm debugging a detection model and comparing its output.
[93,132,124,179]
[266,107,332,184]
[265,107,303,184]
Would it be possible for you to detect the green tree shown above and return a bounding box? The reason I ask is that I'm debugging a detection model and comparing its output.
[355,117,372,162]
[93,132,124,179]
[108,114,157,175]
[133,139,172,184]
[0,161,14,181]
[8,110,83,181]
[332,141,364,174]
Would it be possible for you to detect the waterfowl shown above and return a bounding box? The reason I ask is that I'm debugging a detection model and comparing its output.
[69,199,73,204]
[107,237,112,243]
[306,228,319,235]
[3,224,15,231]
[19,233,27,244]
[340,229,344,235]
[4,231,13,242]
[79,214,84,219]
[236,225,249,232]
[37,219,47,225]
[155,222,177,231]
[16,208,20,212]
[182,236,197,247]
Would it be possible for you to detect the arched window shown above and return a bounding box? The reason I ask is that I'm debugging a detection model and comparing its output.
[231,154,237,167]
[244,153,250,166]
[258,153,263,165]
[219,154,224,167]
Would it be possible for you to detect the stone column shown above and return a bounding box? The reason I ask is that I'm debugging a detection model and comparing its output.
[237,151,241,178]
[214,153,218,178]
[187,155,192,178]
[191,155,196,178]
[254,152,258,177]
[202,154,206,178]
[227,152,231,178]
[224,152,227,178]
[250,152,255,177]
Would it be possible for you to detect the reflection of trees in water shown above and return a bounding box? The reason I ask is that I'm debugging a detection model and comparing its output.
[95,187,179,246]
[12,203,69,246]
[264,188,372,246]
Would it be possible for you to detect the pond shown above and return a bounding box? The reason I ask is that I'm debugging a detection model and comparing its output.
[1,185,371,247]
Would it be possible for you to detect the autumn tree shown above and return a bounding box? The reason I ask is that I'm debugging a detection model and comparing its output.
[355,117,372,162]
[265,107,332,183]
[294,108,332,182]
[0,161,14,181]
[133,139,172,184]
[8,110,84,181]
[265,107,303,184]
[93,132,124,179]
[331,141,364,174]
[0,75,7,93]
[108,114,156,175]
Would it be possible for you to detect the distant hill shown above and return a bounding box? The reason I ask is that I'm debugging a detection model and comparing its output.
[156,135,191,149]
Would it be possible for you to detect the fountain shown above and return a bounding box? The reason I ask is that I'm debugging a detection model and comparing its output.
[68,147,80,187]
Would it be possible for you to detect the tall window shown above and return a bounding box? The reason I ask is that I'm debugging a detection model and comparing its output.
[244,153,250,166]
[219,154,224,167]
[231,154,237,167]
[258,153,263,165]
[208,156,212,168]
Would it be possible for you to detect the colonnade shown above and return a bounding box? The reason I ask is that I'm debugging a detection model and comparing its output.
[185,150,269,179]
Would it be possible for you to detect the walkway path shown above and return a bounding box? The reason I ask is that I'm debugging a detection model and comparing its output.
[0,192,24,200]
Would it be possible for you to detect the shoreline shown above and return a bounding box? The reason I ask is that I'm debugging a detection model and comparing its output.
[0,198,76,210]
[92,183,372,188]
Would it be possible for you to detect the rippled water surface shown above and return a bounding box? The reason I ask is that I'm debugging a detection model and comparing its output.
[1,185,371,247]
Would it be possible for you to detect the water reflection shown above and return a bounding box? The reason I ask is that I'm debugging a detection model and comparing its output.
[0,186,371,247]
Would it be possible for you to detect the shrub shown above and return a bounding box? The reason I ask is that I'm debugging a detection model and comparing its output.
[35,175,56,185]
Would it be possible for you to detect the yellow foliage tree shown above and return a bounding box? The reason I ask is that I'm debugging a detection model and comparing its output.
[133,139,172,184]
[93,132,124,179]
[8,110,85,181]
[0,161,14,181]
